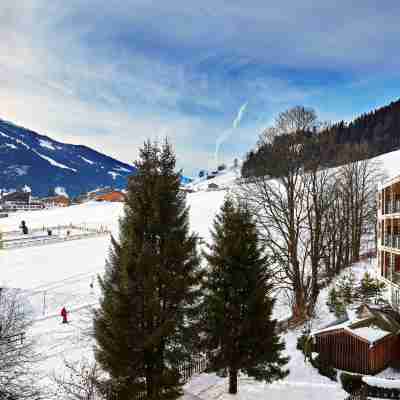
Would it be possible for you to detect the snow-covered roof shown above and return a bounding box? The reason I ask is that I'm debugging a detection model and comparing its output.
[346,307,359,322]
[311,321,392,344]
[311,303,400,343]
[311,320,352,336]
[378,174,400,190]
[363,376,400,389]
[350,326,391,344]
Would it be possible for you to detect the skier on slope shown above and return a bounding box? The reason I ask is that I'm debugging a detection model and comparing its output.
[61,306,68,324]
[20,220,28,235]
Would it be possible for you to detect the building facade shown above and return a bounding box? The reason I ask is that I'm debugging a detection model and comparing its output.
[377,176,400,308]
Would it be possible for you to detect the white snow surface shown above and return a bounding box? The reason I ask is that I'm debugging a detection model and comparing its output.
[375,149,400,180]
[80,156,95,165]
[0,148,399,399]
[0,190,356,400]
[6,165,29,176]
[22,184,31,193]
[350,326,391,344]
[3,143,17,149]
[363,376,400,389]
[113,166,131,173]
[34,150,77,172]
[54,186,69,198]
[108,171,120,180]
[188,167,240,191]
[38,139,56,150]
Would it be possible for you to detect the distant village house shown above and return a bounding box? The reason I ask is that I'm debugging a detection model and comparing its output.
[41,195,70,208]
[207,183,219,191]
[94,190,125,202]
[0,191,43,211]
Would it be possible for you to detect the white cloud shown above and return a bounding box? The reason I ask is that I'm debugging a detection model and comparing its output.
[0,1,399,175]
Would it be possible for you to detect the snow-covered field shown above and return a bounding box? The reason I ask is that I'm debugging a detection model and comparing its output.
[1,149,399,399]
[0,192,347,399]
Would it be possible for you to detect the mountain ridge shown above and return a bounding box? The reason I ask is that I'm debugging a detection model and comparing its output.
[0,118,136,197]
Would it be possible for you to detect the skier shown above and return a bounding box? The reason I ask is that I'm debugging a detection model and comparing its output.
[20,220,28,235]
[61,306,68,324]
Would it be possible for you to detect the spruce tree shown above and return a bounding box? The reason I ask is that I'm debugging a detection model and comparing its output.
[94,140,202,400]
[359,272,386,304]
[326,287,346,317]
[336,271,357,305]
[202,198,289,395]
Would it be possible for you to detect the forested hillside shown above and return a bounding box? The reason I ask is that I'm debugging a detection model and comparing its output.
[242,98,400,177]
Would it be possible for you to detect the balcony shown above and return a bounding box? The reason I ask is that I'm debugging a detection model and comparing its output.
[385,272,400,287]
[383,235,400,250]
[384,200,400,215]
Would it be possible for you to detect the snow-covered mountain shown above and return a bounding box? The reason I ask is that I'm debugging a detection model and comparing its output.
[0,119,136,196]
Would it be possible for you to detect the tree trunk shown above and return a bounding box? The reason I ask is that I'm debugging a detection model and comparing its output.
[293,282,308,321]
[146,373,154,399]
[229,367,238,394]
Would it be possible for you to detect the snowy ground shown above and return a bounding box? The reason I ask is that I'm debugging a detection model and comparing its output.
[0,149,399,399]
[0,196,361,399]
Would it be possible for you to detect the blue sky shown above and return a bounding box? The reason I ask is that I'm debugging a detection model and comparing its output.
[1,1,400,175]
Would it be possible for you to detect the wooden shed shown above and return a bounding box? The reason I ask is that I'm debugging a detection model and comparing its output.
[312,304,400,375]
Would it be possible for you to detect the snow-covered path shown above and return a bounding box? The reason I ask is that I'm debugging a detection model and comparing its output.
[185,373,345,400]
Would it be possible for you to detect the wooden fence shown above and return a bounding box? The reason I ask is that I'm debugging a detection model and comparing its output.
[0,331,26,347]
[2,223,109,238]
[346,383,400,399]
[1,231,109,250]
[178,355,209,383]
[107,355,210,400]
[346,387,368,400]
[1,224,110,250]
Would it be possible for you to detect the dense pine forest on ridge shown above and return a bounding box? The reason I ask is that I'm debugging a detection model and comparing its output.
[242,98,400,177]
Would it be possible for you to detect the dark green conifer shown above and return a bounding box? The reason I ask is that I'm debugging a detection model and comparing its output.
[359,272,386,303]
[94,140,202,400]
[202,198,289,394]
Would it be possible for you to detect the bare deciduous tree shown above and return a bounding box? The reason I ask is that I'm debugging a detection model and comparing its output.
[0,288,43,399]
[237,106,326,320]
[237,107,386,321]
[337,143,385,264]
[52,357,106,400]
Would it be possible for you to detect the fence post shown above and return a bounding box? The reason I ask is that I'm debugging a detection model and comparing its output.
[43,291,46,316]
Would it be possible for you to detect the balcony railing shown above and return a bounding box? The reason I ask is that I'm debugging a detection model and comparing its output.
[383,235,400,249]
[384,200,400,214]
[392,272,400,286]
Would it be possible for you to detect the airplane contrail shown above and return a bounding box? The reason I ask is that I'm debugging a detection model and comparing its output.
[232,102,248,129]
[214,102,248,165]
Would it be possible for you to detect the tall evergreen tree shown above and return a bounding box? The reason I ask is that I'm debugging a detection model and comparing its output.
[202,198,289,395]
[94,140,202,400]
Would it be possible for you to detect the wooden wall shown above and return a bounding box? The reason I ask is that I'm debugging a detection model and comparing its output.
[316,330,369,374]
[315,330,398,374]
[369,335,399,373]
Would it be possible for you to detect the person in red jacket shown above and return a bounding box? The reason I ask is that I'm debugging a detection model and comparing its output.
[61,307,68,324]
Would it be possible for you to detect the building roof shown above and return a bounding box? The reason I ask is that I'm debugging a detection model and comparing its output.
[2,191,30,203]
[350,326,391,343]
[41,195,70,203]
[311,304,400,345]
[378,175,400,190]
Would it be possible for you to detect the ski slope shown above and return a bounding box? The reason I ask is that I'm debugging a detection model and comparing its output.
[0,149,399,399]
